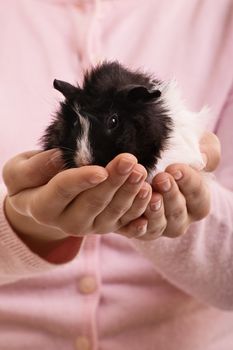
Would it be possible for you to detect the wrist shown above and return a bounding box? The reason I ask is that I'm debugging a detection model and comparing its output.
[4,195,67,240]
[4,196,83,263]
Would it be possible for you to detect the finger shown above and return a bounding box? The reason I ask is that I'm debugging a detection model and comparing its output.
[11,166,108,223]
[119,182,152,226]
[199,132,221,172]
[117,216,149,239]
[152,172,188,237]
[93,164,148,233]
[118,192,166,241]
[136,192,167,240]
[3,149,63,195]
[166,164,210,221]
[58,153,138,233]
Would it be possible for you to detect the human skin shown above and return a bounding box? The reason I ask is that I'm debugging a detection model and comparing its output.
[2,132,220,261]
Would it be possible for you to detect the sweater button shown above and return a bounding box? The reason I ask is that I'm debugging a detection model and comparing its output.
[78,275,97,294]
[75,336,91,350]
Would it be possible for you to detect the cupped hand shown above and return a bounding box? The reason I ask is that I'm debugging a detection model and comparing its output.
[3,149,152,244]
[118,131,221,240]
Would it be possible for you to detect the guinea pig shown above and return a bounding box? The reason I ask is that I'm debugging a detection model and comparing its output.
[42,61,208,176]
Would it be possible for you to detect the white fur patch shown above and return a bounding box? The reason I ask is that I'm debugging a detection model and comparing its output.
[152,80,210,176]
[73,104,93,166]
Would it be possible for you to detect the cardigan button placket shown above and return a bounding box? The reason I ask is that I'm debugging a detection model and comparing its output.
[78,275,97,294]
[75,336,91,350]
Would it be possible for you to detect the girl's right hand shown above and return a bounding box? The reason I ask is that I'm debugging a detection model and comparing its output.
[2,149,151,257]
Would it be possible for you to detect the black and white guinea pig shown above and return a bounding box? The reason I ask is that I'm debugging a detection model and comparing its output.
[42,61,208,176]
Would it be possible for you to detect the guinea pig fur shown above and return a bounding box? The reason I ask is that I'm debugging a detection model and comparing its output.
[42,61,208,177]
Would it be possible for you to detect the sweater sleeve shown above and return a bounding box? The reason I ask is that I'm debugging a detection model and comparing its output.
[0,185,57,285]
[0,184,84,286]
[131,86,233,311]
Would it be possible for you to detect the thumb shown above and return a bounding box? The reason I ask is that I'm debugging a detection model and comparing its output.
[199,132,221,172]
[3,149,63,195]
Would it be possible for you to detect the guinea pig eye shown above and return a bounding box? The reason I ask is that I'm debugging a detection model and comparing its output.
[106,114,119,130]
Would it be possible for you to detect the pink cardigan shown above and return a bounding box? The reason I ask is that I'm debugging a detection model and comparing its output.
[0,1,233,349]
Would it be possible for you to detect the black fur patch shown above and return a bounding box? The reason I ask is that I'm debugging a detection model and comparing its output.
[42,61,173,172]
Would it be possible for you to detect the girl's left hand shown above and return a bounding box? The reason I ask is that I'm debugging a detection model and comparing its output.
[117,132,221,240]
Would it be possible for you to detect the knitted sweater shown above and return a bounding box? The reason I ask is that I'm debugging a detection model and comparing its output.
[0,1,233,349]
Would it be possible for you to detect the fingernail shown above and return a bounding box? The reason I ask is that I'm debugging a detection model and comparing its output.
[128,171,143,184]
[201,153,208,167]
[158,179,171,192]
[172,170,183,181]
[118,158,135,175]
[139,187,150,199]
[89,173,108,184]
[136,223,147,237]
[150,200,162,211]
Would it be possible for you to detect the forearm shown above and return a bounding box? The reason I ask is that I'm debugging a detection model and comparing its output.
[0,187,83,285]
[4,196,84,263]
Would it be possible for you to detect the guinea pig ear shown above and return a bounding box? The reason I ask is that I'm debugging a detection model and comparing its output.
[126,85,161,103]
[53,79,80,100]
